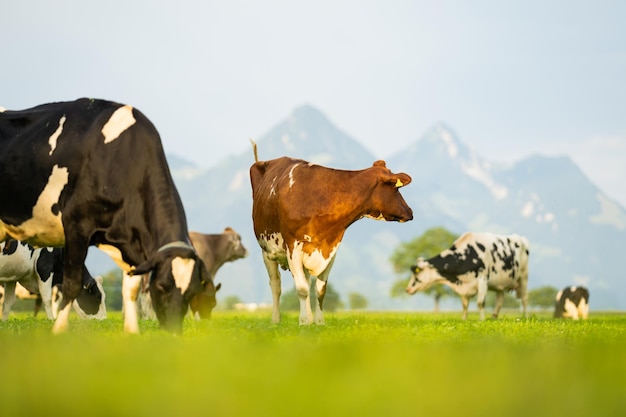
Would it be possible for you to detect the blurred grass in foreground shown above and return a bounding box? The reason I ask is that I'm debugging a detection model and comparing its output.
[0,311,624,417]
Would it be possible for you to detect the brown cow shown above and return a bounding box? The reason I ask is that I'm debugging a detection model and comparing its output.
[138,227,247,319]
[249,142,413,325]
[188,228,247,318]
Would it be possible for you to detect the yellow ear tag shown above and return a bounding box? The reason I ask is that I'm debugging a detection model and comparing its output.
[395,178,403,187]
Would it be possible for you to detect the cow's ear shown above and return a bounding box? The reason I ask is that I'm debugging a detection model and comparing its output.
[381,172,412,188]
[216,282,222,292]
[131,258,156,275]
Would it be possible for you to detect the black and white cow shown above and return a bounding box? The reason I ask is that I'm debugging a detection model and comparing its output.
[406,232,529,320]
[554,286,589,320]
[0,240,106,320]
[188,228,247,318]
[0,98,213,333]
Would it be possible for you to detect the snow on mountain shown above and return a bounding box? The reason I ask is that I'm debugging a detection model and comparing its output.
[590,193,626,230]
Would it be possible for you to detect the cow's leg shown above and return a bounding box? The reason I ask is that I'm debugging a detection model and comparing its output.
[476,277,488,320]
[2,281,16,321]
[287,249,313,325]
[37,273,55,319]
[51,285,61,319]
[517,274,528,318]
[579,299,589,320]
[34,296,42,317]
[563,299,579,320]
[460,295,469,320]
[261,252,282,324]
[493,291,504,319]
[314,278,327,325]
[313,256,335,325]
[52,240,89,334]
[122,272,142,333]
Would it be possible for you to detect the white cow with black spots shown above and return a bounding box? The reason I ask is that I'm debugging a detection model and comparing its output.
[0,240,106,320]
[407,232,529,320]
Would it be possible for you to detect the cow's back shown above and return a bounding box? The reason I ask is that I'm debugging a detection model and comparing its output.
[0,98,183,258]
[451,232,528,292]
[0,241,38,289]
[250,157,296,236]
[486,233,529,292]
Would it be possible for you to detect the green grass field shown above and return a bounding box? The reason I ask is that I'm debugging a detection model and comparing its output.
[1,310,624,417]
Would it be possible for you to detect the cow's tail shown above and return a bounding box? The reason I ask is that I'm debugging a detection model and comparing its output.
[250,138,259,162]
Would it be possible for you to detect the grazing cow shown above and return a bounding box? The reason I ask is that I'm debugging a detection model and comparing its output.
[406,232,529,320]
[249,141,413,325]
[0,240,106,320]
[188,228,247,318]
[0,98,212,333]
[138,227,247,319]
[554,286,589,320]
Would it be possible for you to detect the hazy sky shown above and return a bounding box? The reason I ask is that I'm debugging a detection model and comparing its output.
[2,1,625,206]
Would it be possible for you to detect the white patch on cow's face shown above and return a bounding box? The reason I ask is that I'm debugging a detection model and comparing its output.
[48,115,66,155]
[406,265,441,294]
[288,163,299,188]
[101,105,136,144]
[171,257,195,294]
[97,244,133,272]
[2,165,68,246]
[0,106,6,113]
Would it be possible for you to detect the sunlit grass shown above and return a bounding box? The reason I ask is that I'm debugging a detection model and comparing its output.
[1,311,624,417]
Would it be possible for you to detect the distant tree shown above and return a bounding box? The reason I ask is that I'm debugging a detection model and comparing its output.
[390,227,458,312]
[221,295,242,310]
[528,286,559,309]
[101,269,123,311]
[390,278,410,298]
[281,280,344,312]
[348,292,368,310]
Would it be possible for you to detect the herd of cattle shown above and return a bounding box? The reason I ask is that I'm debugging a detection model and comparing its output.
[0,98,590,333]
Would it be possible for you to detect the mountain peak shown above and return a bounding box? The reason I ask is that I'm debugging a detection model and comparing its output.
[291,104,326,120]
[421,123,465,159]
[254,104,376,169]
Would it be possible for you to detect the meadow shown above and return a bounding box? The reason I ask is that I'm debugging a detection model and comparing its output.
[1,310,624,417]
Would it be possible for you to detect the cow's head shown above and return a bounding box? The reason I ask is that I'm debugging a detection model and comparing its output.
[73,272,107,319]
[132,244,209,333]
[190,281,222,319]
[365,161,413,223]
[223,227,249,261]
[406,258,441,294]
